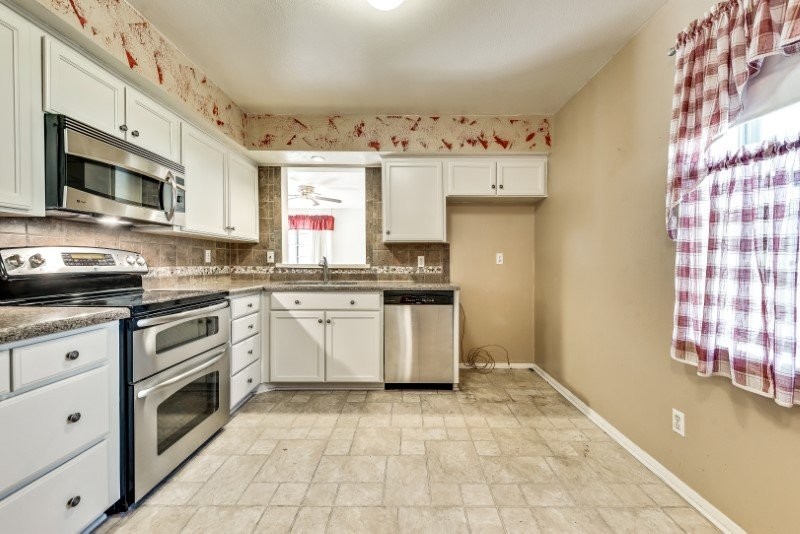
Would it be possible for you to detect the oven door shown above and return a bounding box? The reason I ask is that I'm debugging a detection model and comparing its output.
[133,302,231,382]
[133,345,230,502]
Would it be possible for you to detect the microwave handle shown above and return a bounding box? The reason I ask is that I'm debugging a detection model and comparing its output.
[136,352,224,399]
[163,172,177,222]
[136,301,229,328]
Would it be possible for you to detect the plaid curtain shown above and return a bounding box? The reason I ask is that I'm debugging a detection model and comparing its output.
[668,1,800,406]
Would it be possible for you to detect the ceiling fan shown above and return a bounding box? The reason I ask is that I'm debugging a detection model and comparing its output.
[289,185,342,206]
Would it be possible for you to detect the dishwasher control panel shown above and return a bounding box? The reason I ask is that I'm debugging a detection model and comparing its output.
[383,291,454,305]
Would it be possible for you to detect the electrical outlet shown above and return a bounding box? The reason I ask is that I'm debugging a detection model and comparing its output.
[267,250,275,263]
[672,408,685,437]
[496,252,504,265]
[417,255,425,268]
[204,250,211,263]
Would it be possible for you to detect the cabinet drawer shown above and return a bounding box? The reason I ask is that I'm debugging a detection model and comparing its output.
[0,440,110,534]
[0,350,8,395]
[231,359,260,410]
[271,292,381,311]
[231,313,260,344]
[0,366,109,494]
[11,328,109,390]
[231,294,261,319]
[231,333,260,375]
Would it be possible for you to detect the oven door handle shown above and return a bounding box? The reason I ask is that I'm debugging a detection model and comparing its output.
[136,301,229,328]
[136,352,225,399]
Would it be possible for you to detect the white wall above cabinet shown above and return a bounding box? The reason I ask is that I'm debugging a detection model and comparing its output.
[447,156,547,198]
[0,3,43,216]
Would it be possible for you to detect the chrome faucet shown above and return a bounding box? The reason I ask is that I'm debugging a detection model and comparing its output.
[319,256,330,283]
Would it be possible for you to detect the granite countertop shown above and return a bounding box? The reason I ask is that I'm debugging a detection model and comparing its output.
[0,306,130,345]
[153,279,459,295]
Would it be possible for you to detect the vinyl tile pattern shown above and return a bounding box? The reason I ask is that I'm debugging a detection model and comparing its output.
[100,370,719,533]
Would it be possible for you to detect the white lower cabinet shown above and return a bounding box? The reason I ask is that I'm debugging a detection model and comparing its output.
[0,440,110,534]
[0,322,119,533]
[270,311,326,382]
[270,293,383,383]
[229,294,262,411]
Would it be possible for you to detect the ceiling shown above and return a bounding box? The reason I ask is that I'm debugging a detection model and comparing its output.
[127,0,666,116]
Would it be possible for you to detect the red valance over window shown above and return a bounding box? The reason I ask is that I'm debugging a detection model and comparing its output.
[288,215,335,231]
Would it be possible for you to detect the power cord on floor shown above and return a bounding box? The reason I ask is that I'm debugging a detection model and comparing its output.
[459,303,511,373]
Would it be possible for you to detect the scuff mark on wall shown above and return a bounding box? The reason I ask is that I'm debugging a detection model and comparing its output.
[246,115,552,153]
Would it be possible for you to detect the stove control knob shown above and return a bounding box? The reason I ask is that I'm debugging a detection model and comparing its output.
[6,254,24,269]
[125,255,135,265]
[135,257,146,266]
[29,253,46,268]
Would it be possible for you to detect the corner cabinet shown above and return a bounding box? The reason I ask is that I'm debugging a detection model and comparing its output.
[181,123,259,242]
[382,159,446,243]
[0,3,44,216]
[270,293,383,383]
[446,156,547,198]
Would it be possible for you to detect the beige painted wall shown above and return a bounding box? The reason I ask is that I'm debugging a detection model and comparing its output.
[534,0,800,532]
[449,204,535,364]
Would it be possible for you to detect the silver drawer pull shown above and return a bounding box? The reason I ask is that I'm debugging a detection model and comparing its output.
[247,378,253,384]
[247,303,254,308]
[66,496,81,508]
[65,350,80,361]
[248,324,254,329]
[67,412,82,424]
[247,349,253,355]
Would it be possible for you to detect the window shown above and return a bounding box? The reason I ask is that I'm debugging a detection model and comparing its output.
[281,167,367,266]
[709,101,800,159]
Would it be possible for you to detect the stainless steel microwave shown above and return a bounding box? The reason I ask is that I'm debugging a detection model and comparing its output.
[44,114,186,226]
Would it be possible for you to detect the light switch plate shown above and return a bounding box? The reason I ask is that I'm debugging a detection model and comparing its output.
[496,252,504,265]
[267,250,275,263]
[204,250,211,263]
[417,256,425,268]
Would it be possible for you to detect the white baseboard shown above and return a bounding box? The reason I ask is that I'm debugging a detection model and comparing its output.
[460,363,534,370]
[530,364,744,534]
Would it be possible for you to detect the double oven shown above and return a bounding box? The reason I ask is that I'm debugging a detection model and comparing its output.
[125,300,231,505]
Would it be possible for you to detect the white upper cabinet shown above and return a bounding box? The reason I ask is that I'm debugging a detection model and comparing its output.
[446,159,497,196]
[0,4,43,216]
[496,157,547,196]
[181,123,228,237]
[43,37,126,138]
[226,153,259,241]
[382,159,446,242]
[445,156,547,198]
[124,86,181,161]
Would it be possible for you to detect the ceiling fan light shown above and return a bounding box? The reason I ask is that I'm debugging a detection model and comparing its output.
[366,0,405,11]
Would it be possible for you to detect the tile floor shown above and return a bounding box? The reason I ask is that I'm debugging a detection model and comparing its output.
[98,369,719,533]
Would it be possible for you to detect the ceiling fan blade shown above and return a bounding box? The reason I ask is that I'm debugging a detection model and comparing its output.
[313,196,342,203]
[311,198,320,206]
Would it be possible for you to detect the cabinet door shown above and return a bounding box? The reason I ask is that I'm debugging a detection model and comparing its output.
[181,123,227,236]
[124,86,182,162]
[383,160,445,242]
[43,37,125,138]
[0,5,40,214]
[446,159,496,196]
[497,157,547,197]
[226,153,259,241]
[325,311,382,382]
[270,311,325,382]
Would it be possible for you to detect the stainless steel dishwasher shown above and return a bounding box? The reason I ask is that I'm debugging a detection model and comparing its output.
[384,291,454,387]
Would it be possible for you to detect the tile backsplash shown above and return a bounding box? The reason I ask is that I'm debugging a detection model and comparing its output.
[0,166,449,284]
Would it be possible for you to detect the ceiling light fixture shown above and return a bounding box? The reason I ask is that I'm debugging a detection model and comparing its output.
[310,155,326,162]
[366,0,405,11]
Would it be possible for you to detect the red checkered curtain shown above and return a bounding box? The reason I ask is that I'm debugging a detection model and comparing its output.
[669,1,800,406]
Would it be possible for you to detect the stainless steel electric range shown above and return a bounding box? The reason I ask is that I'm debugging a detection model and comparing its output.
[0,246,231,510]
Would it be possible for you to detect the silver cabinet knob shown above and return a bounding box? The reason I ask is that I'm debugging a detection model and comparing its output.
[317,318,323,324]
[491,184,496,189]
[295,300,301,305]
[247,349,253,355]
[247,303,254,308]
[247,378,253,384]
[66,496,81,508]
[326,319,331,324]
[386,230,391,235]
[6,254,23,268]
[350,300,355,305]
[66,350,80,361]
[499,184,504,189]
[248,324,254,329]
[29,253,45,267]
[131,130,140,137]
[67,412,82,423]
[119,124,128,132]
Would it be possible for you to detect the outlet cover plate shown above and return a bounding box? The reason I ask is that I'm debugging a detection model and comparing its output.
[267,250,275,263]
[204,250,211,263]
[496,252,504,265]
[417,255,425,268]
[672,408,685,437]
